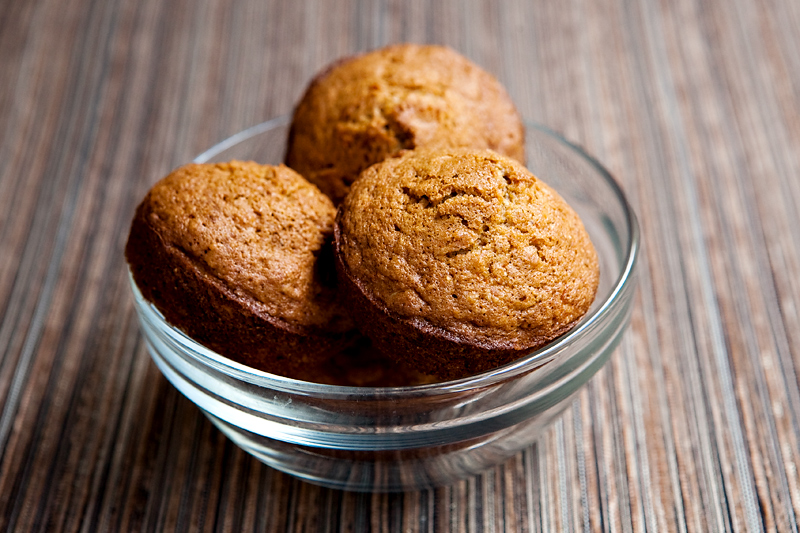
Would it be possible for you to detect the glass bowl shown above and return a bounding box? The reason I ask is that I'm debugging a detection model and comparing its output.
[129,116,639,492]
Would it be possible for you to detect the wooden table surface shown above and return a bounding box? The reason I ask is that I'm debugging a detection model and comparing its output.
[2,0,800,531]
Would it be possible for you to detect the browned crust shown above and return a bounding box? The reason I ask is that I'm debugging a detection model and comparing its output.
[285,44,526,205]
[284,53,357,183]
[333,212,579,381]
[126,204,355,378]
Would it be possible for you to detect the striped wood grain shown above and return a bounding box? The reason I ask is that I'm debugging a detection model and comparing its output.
[1,0,799,530]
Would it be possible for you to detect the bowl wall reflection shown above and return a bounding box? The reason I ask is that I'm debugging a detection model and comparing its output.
[129,117,639,492]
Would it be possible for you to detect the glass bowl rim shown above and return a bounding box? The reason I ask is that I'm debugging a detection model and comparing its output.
[134,117,640,397]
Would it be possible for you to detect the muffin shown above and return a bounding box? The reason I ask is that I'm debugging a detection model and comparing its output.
[334,148,599,380]
[285,43,525,203]
[125,161,355,378]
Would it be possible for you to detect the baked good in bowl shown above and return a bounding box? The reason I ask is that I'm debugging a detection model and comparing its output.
[128,118,639,491]
[285,43,525,203]
[334,148,599,380]
[125,161,354,378]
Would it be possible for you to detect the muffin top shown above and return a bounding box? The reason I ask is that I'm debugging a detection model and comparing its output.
[337,148,599,349]
[136,161,341,328]
[286,43,525,203]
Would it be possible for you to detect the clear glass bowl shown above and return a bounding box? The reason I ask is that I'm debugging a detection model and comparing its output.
[129,116,639,492]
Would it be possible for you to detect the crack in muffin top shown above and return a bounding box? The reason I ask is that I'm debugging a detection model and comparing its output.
[338,148,599,346]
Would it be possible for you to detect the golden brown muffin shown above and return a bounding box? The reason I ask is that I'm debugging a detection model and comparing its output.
[125,161,355,378]
[334,148,599,381]
[285,43,525,204]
